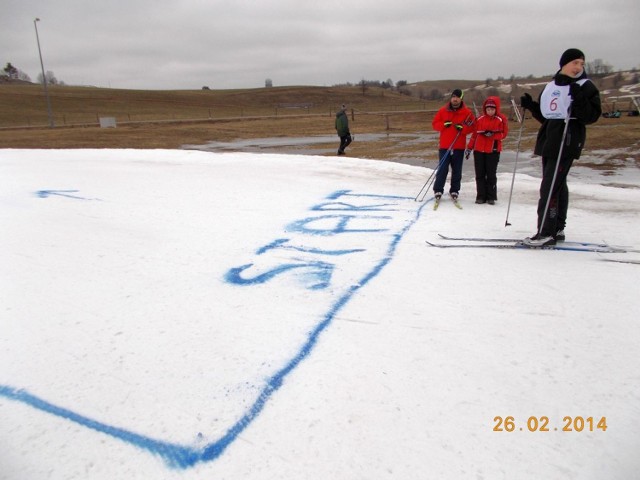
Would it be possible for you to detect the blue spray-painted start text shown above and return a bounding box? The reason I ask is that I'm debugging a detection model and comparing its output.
[0,189,429,470]
[225,190,404,290]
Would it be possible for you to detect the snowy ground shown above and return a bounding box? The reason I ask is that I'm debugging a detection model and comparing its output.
[1,149,639,480]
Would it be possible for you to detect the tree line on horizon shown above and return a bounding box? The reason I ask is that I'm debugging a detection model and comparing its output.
[3,59,637,93]
[333,59,638,102]
[2,62,64,85]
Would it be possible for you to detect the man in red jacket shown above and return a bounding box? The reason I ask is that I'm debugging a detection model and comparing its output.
[431,89,475,201]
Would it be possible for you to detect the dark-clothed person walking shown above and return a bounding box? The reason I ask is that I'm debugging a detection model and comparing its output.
[335,105,352,155]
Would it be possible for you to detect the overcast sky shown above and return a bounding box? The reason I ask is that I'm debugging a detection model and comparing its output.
[3,0,639,90]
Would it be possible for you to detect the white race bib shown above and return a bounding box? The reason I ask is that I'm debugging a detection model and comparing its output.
[540,79,588,119]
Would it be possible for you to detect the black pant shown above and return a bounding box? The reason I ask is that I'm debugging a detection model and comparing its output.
[537,155,574,236]
[473,151,500,202]
[338,134,352,153]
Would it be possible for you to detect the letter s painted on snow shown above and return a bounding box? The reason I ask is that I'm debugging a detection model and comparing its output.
[224,261,334,290]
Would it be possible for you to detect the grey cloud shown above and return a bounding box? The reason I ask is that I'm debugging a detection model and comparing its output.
[3,0,638,90]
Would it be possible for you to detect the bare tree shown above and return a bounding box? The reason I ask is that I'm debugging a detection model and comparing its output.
[586,59,613,76]
[359,79,368,96]
[37,70,59,85]
[423,88,441,100]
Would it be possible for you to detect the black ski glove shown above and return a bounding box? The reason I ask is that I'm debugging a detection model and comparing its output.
[455,124,463,131]
[444,121,452,128]
[520,93,534,110]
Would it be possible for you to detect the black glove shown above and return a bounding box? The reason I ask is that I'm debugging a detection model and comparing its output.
[520,93,534,110]
[483,131,494,137]
[455,124,463,131]
[443,121,452,128]
[464,149,472,159]
[569,82,582,100]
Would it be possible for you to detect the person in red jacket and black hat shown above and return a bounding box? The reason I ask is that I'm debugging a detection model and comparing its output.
[520,48,601,247]
[466,96,509,205]
[431,88,475,202]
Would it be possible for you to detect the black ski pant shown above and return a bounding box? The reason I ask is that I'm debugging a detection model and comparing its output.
[473,151,500,202]
[537,154,574,237]
[338,134,352,153]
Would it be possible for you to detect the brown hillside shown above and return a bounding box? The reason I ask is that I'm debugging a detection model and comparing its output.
[1,79,638,167]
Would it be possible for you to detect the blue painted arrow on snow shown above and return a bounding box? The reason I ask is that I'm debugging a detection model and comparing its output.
[35,190,98,200]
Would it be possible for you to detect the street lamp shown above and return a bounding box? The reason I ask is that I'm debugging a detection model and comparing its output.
[33,18,54,127]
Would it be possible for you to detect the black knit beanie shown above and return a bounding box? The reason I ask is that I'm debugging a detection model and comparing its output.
[559,48,585,67]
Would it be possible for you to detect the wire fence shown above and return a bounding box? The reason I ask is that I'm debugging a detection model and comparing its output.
[1,103,438,130]
[1,98,530,130]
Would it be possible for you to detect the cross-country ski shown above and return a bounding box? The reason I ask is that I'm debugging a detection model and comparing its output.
[435,234,640,252]
[432,195,462,210]
[426,240,627,253]
[599,258,640,265]
[437,234,610,248]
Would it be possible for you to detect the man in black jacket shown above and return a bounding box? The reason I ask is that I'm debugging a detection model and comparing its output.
[335,104,352,155]
[520,48,602,247]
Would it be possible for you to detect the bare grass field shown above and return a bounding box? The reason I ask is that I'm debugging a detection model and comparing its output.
[1,83,638,166]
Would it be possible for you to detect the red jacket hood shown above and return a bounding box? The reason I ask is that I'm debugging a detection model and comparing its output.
[482,96,501,114]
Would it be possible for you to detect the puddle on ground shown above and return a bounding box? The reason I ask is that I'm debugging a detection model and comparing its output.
[183,134,640,187]
[183,133,436,159]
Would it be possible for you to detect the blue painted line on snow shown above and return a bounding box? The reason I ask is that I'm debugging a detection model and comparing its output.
[35,189,98,200]
[0,194,432,469]
[0,384,197,468]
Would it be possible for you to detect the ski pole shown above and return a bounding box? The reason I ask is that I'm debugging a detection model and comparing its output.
[504,98,526,227]
[512,99,522,123]
[538,100,573,236]
[414,129,462,202]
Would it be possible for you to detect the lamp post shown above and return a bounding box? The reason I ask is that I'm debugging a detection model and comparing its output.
[34,18,54,127]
